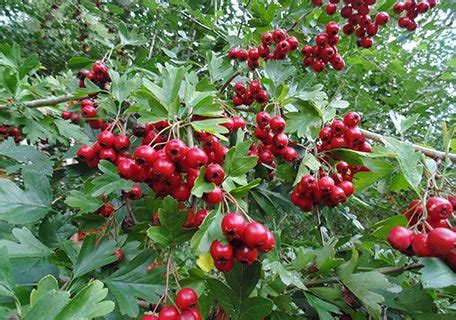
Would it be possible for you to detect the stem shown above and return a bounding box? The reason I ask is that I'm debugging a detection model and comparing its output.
[304,263,423,287]
[219,71,241,93]
[359,128,456,163]
[315,206,326,245]
[0,93,75,109]
[286,11,311,33]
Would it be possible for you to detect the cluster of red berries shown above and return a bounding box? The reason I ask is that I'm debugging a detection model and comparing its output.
[228,29,299,69]
[0,125,23,143]
[317,112,372,153]
[232,80,268,106]
[77,60,111,90]
[210,213,275,272]
[61,98,109,130]
[339,2,390,48]
[388,196,455,270]
[394,0,437,31]
[77,130,131,168]
[291,169,355,211]
[142,288,202,320]
[60,100,82,124]
[251,111,297,170]
[301,21,345,72]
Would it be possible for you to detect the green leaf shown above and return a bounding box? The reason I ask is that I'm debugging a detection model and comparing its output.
[264,261,306,290]
[64,190,103,214]
[68,57,93,69]
[55,119,90,144]
[110,72,142,103]
[30,275,60,306]
[238,297,273,320]
[103,250,165,317]
[285,100,322,139]
[293,153,320,186]
[371,215,408,239]
[0,171,51,224]
[340,271,390,319]
[224,141,258,177]
[381,137,423,193]
[191,167,215,197]
[54,280,114,320]
[0,247,15,299]
[305,293,339,320]
[117,21,147,46]
[191,209,223,255]
[191,118,229,140]
[207,51,234,83]
[225,261,261,300]
[91,160,134,197]
[207,279,238,318]
[420,257,456,289]
[0,138,54,175]
[73,235,118,278]
[229,178,261,197]
[147,197,194,246]
[264,60,296,87]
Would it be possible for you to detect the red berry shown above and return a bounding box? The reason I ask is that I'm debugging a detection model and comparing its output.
[412,233,432,257]
[184,148,208,168]
[81,105,97,118]
[171,183,191,201]
[204,163,225,185]
[214,257,235,272]
[134,145,157,165]
[127,183,142,200]
[258,230,275,253]
[210,240,234,261]
[326,3,337,15]
[248,48,260,60]
[269,116,286,133]
[319,176,335,192]
[99,203,114,217]
[427,228,456,257]
[341,6,353,18]
[203,186,223,205]
[255,90,268,103]
[176,287,198,311]
[115,248,124,262]
[222,213,247,240]
[282,147,297,162]
[312,59,326,72]
[393,3,404,14]
[177,311,197,320]
[77,145,96,161]
[291,189,313,211]
[243,222,268,249]
[343,112,361,127]
[359,37,373,48]
[375,12,389,26]
[142,314,158,320]
[165,139,188,161]
[316,33,329,46]
[286,36,299,50]
[114,135,130,152]
[228,48,239,60]
[99,148,117,162]
[97,130,116,148]
[426,196,453,221]
[235,244,258,264]
[398,17,411,28]
[71,112,80,124]
[261,32,273,45]
[277,40,290,53]
[343,23,355,35]
[117,158,139,180]
[232,116,246,130]
[330,185,347,204]
[331,119,347,137]
[387,226,414,252]
[159,306,179,320]
[189,308,202,320]
[152,158,175,179]
[416,2,430,14]
[272,29,286,43]
[234,82,247,96]
[256,111,271,128]
[237,49,248,61]
[406,20,418,32]
[338,180,355,197]
[258,44,270,58]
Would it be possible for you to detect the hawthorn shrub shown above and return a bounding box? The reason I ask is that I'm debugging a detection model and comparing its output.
[0,1,455,320]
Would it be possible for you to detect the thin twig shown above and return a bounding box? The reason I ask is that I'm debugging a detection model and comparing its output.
[0,93,75,109]
[219,71,241,93]
[287,11,311,33]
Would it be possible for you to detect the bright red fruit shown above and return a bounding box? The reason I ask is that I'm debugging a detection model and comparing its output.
[165,139,188,161]
[426,196,453,221]
[203,186,223,205]
[222,213,247,240]
[338,181,355,197]
[176,287,198,311]
[159,306,179,320]
[256,111,271,128]
[114,135,130,152]
[177,311,197,320]
[99,203,114,217]
[214,257,235,272]
[117,158,139,180]
[412,233,432,257]
[387,226,414,252]
[319,176,335,192]
[97,130,116,148]
[272,29,286,43]
[343,112,361,127]
[269,116,286,132]
[427,228,456,257]
[142,314,158,320]
[235,244,259,264]
[152,158,175,179]
[77,145,96,161]
[258,230,275,253]
[243,222,268,249]
[204,163,225,185]
[282,147,297,162]
[210,240,234,261]
[184,148,208,168]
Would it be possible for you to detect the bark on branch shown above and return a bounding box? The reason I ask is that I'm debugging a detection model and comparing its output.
[0,93,75,109]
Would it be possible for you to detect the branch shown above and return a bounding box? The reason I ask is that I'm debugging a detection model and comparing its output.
[219,71,241,93]
[287,11,311,33]
[0,93,75,109]
[360,128,456,163]
[304,263,423,287]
